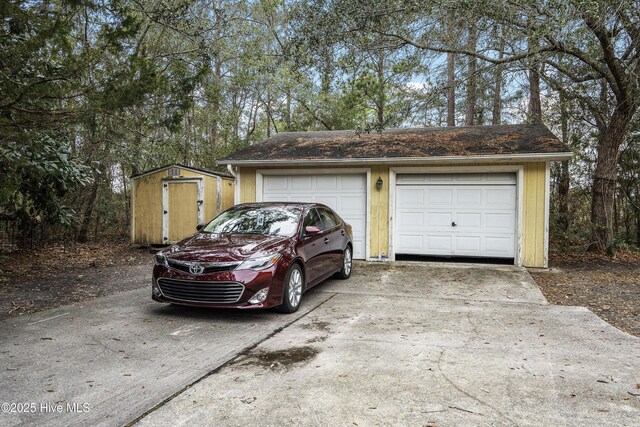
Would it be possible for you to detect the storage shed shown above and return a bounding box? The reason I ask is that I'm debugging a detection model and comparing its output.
[218,124,573,268]
[130,164,235,245]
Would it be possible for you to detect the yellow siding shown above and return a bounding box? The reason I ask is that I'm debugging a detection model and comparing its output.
[239,167,257,203]
[522,162,546,267]
[133,173,164,245]
[132,166,231,245]
[370,165,389,258]
[221,177,235,210]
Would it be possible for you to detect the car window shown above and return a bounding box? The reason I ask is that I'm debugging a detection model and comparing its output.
[303,208,323,229]
[202,206,301,236]
[317,208,339,230]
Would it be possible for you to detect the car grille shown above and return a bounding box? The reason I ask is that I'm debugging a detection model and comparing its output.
[157,278,244,304]
[167,260,240,274]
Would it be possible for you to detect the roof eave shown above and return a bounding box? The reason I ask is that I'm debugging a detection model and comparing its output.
[130,163,233,179]
[217,152,573,167]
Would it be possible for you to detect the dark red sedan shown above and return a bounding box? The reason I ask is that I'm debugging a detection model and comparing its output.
[152,203,353,313]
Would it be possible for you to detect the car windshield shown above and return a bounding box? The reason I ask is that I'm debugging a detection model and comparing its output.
[202,206,301,236]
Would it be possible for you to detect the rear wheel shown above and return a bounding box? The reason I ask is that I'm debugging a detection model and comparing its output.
[276,264,304,313]
[335,246,352,279]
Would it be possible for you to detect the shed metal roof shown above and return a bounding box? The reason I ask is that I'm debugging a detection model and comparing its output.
[218,124,572,166]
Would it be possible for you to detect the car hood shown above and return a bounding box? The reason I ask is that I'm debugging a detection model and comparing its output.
[166,233,291,263]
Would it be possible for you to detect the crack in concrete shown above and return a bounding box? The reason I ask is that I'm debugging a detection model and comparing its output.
[436,349,520,426]
[125,293,337,426]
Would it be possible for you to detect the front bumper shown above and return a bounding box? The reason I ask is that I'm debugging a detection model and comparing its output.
[151,263,286,309]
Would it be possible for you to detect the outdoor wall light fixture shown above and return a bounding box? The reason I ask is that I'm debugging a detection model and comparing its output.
[376,177,383,190]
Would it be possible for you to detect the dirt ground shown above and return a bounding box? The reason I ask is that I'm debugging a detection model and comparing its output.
[0,242,154,320]
[1,243,639,338]
[530,252,640,337]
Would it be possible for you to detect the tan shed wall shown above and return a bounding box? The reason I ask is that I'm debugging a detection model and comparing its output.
[132,167,234,245]
[133,173,164,245]
[237,161,548,267]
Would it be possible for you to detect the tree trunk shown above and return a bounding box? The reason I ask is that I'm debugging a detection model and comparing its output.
[210,56,221,148]
[558,89,570,232]
[590,107,635,250]
[465,23,477,126]
[78,173,100,243]
[528,64,542,123]
[527,24,542,124]
[446,13,455,127]
[492,27,505,125]
[376,50,385,128]
[285,90,291,131]
[636,211,640,247]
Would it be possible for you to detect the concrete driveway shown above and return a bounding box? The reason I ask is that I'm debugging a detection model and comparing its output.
[1,262,639,426]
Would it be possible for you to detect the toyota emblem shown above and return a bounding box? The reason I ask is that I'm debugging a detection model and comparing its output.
[189,263,204,275]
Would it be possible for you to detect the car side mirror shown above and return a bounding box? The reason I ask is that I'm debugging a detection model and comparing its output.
[304,226,321,236]
[196,223,205,231]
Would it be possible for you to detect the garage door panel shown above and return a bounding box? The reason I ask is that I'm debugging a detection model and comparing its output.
[264,176,288,191]
[426,212,451,227]
[290,176,313,190]
[314,196,338,207]
[340,195,365,211]
[340,175,366,189]
[398,188,424,206]
[428,189,453,206]
[456,212,482,228]
[262,174,366,259]
[262,193,288,202]
[398,211,425,228]
[395,174,516,258]
[485,212,514,229]
[485,188,516,208]
[484,236,515,255]
[455,188,482,205]
[454,235,481,252]
[396,234,423,250]
[425,235,452,252]
[316,175,338,190]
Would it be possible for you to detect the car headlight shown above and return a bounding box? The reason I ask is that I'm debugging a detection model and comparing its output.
[155,251,168,267]
[237,253,282,271]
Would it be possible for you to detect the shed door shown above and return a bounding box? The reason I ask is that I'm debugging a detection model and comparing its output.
[261,174,367,259]
[395,173,516,258]
[166,182,200,242]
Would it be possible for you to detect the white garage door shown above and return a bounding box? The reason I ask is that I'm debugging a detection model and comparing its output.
[261,174,367,259]
[395,173,516,258]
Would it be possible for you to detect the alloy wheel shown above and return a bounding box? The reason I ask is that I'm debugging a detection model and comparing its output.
[288,268,302,307]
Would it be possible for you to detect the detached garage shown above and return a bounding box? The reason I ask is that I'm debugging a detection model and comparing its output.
[218,124,572,268]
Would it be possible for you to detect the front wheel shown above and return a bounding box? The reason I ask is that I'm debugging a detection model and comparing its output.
[335,246,352,279]
[276,264,304,313]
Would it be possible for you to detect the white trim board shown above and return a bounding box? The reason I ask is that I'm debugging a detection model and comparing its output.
[544,161,550,268]
[388,165,524,267]
[255,168,371,260]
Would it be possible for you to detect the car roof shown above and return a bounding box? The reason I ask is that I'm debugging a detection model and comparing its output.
[233,202,329,210]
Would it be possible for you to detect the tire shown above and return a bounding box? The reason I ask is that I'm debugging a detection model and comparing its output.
[335,246,353,280]
[276,263,304,313]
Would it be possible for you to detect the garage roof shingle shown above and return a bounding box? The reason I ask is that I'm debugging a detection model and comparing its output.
[218,124,572,165]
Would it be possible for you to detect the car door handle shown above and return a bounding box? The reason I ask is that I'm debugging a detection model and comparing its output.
[324,237,330,244]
